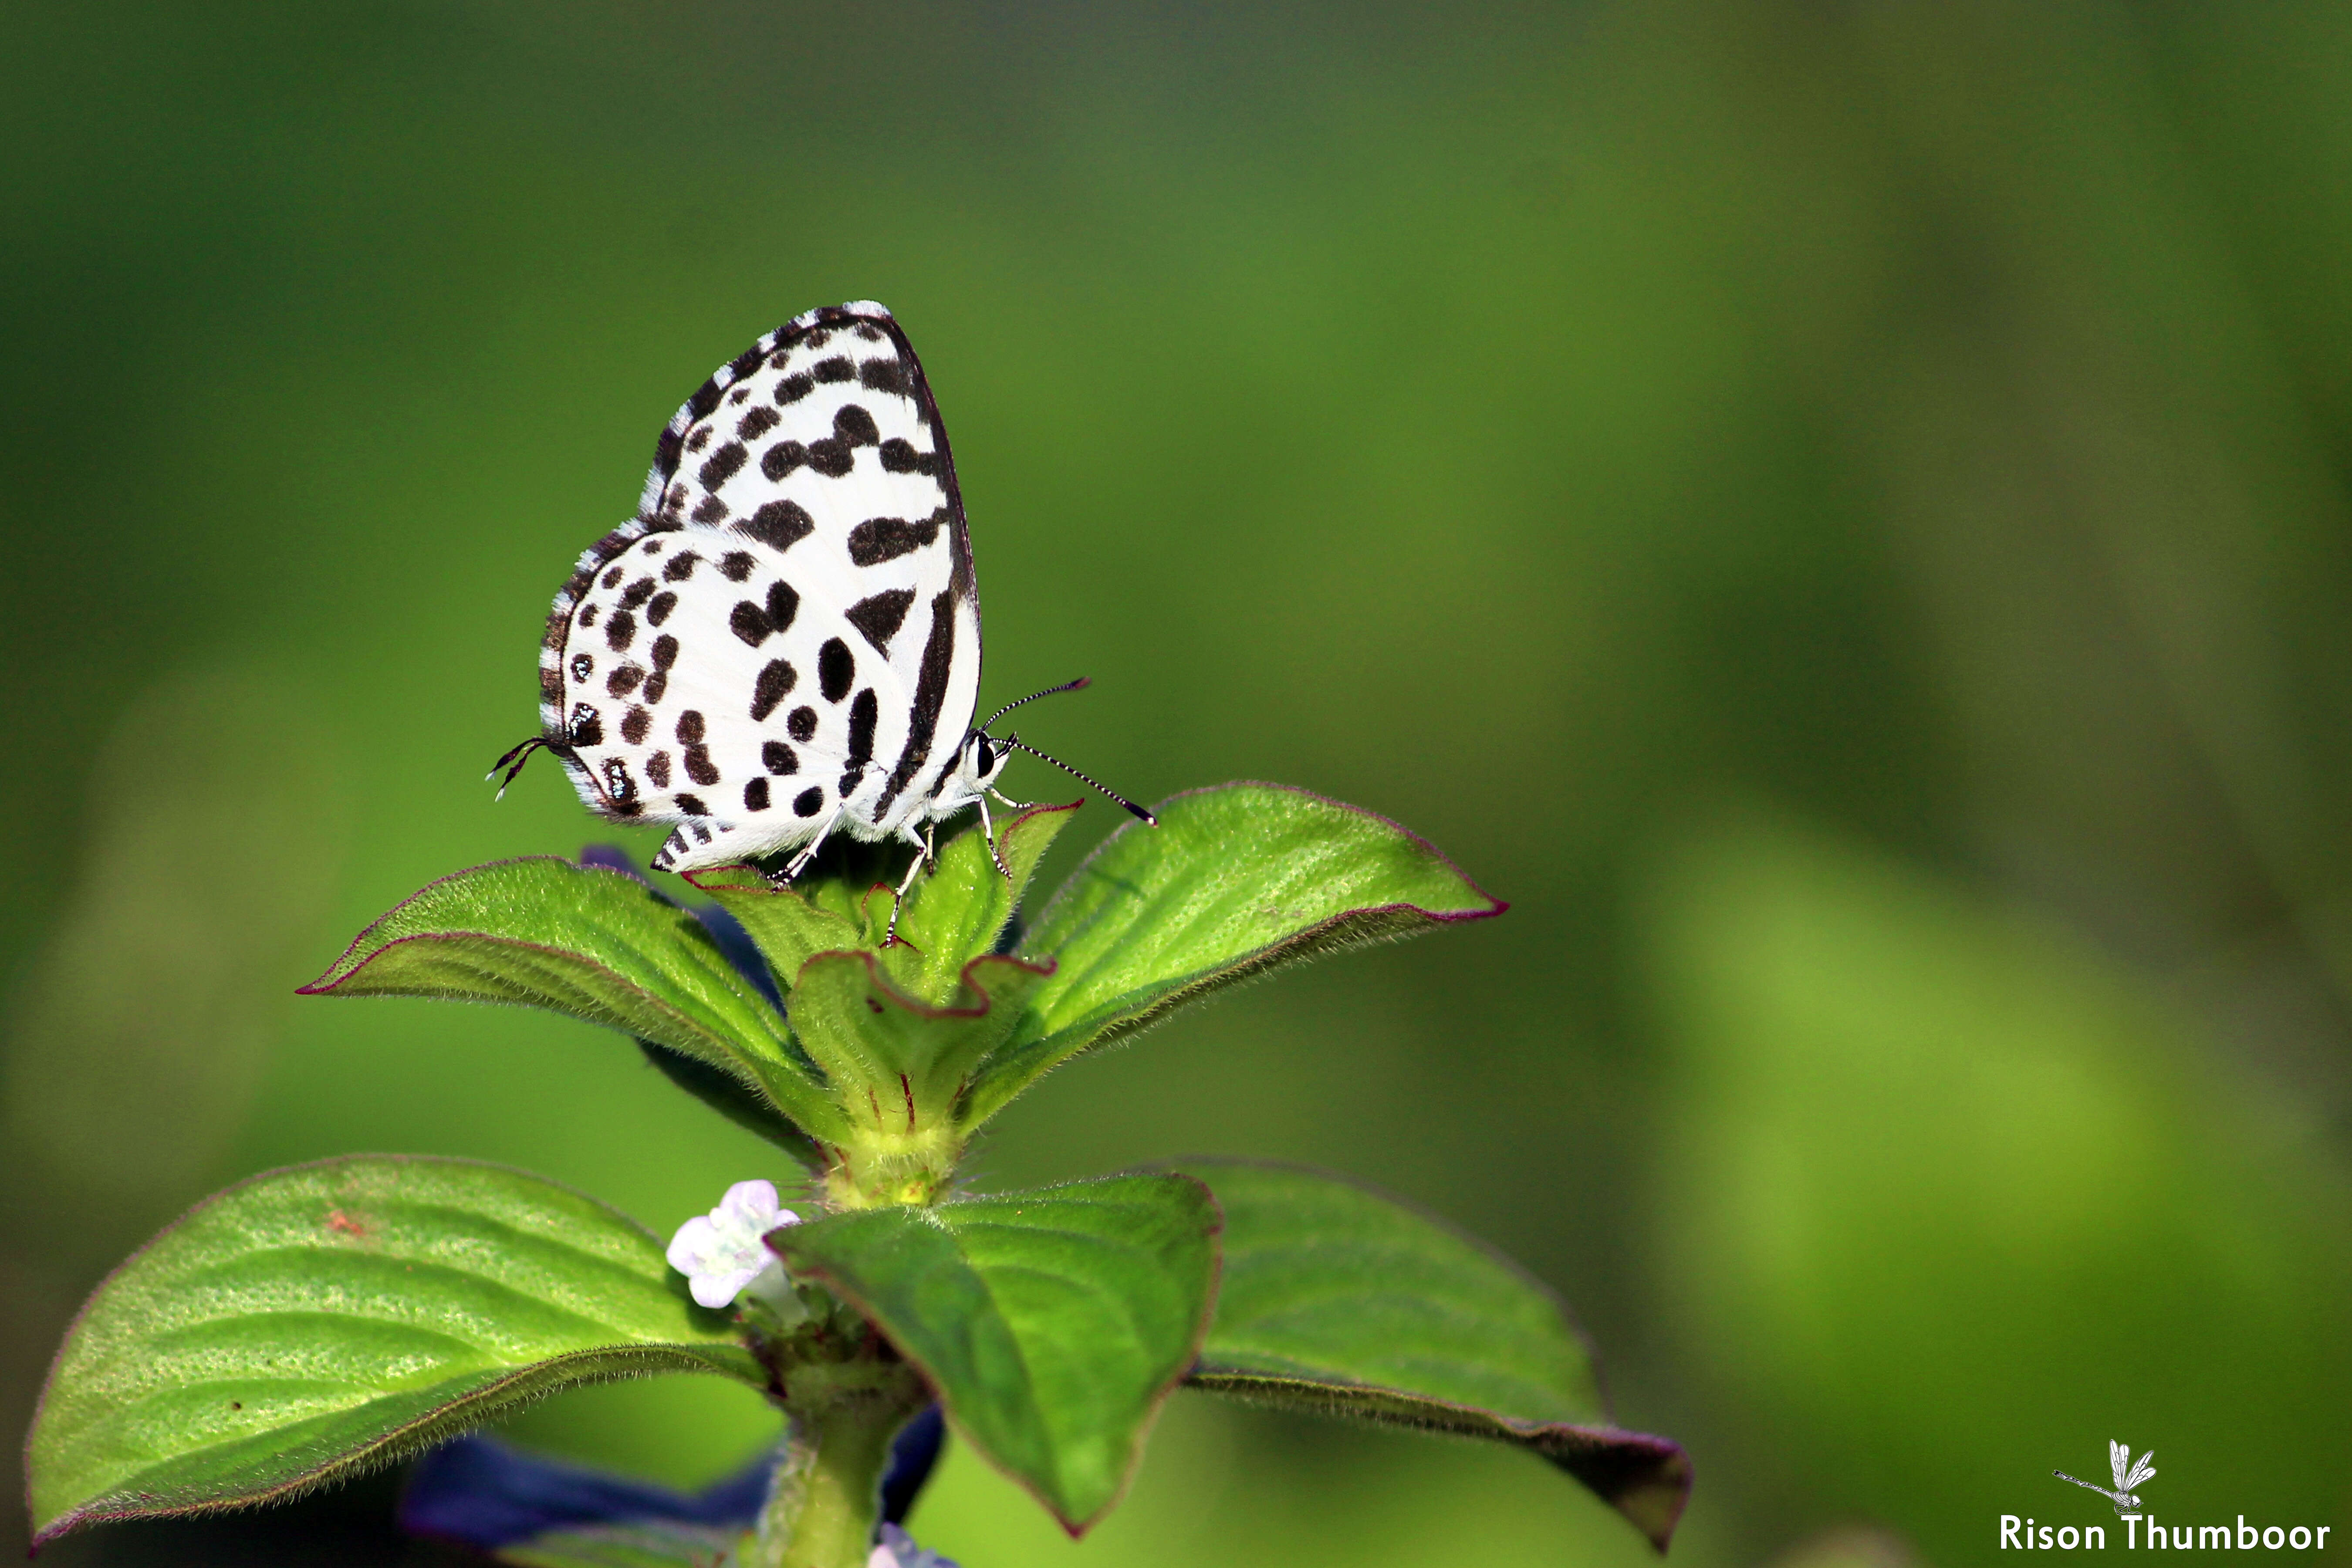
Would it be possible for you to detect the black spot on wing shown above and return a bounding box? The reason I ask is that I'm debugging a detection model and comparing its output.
[652,635,679,670]
[692,495,729,524]
[879,439,938,476]
[761,442,807,481]
[647,591,677,625]
[835,404,879,446]
[698,442,749,490]
[605,610,636,652]
[730,602,772,647]
[794,786,825,817]
[752,659,797,721]
[621,577,656,610]
[743,777,770,811]
[662,551,701,582]
[813,356,853,383]
[621,707,652,745]
[645,750,671,787]
[674,793,709,817]
[571,652,595,682]
[763,740,798,774]
[676,710,705,744]
[776,373,815,405]
[720,552,756,582]
[740,500,813,552]
[841,692,876,797]
[767,580,799,631]
[685,745,720,786]
[860,358,910,396]
[606,663,644,698]
[807,437,855,477]
[643,671,668,703]
[846,688,877,767]
[818,638,855,703]
[847,510,944,566]
[787,706,818,742]
[567,703,604,748]
[845,589,915,654]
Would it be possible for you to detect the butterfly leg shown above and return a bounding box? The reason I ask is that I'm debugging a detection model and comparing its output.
[986,786,1037,812]
[779,805,848,884]
[975,796,1012,879]
[893,819,939,872]
[884,845,929,947]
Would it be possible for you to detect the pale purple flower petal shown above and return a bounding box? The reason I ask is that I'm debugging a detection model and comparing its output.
[870,1522,959,1568]
[666,1179,802,1310]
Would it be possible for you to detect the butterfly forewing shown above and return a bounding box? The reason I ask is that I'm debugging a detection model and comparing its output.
[537,304,985,871]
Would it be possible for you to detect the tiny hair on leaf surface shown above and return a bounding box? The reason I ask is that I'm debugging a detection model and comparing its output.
[298,855,848,1143]
[1171,1158,1691,1552]
[960,782,1506,1128]
[27,1156,760,1546]
[769,1172,1221,1535]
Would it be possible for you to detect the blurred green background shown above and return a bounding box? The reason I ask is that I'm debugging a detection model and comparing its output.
[7,3,2352,1564]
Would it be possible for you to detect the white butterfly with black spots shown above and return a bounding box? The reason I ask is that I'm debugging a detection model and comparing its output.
[495,301,1152,918]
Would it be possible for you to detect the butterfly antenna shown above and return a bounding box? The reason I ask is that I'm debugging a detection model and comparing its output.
[982,677,1091,731]
[1002,737,1157,825]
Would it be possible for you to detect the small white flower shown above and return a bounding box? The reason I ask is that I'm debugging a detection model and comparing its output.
[869,1523,958,1568]
[666,1179,800,1310]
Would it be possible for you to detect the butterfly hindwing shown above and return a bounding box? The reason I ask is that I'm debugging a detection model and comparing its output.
[538,304,987,871]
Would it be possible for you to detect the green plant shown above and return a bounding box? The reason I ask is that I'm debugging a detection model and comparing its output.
[24,783,1688,1566]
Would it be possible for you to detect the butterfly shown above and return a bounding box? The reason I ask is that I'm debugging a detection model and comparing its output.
[493,302,1151,927]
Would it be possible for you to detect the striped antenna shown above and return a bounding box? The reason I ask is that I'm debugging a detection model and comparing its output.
[983,676,1091,731]
[1003,736,1156,825]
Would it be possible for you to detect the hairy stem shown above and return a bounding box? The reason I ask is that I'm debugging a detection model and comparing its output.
[748,1379,926,1568]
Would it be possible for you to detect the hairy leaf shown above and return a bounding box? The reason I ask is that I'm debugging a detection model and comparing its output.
[881,801,1078,1002]
[963,784,1504,1126]
[1171,1159,1690,1552]
[683,865,865,992]
[784,952,1050,1143]
[29,1156,760,1545]
[771,1173,1219,1534]
[686,802,1076,1007]
[302,858,846,1142]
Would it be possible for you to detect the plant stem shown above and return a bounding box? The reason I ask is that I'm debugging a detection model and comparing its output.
[749,1385,923,1568]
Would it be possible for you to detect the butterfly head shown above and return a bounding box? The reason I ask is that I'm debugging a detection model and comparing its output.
[956,730,1014,795]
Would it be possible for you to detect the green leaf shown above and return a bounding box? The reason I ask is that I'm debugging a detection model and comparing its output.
[881,801,1078,1003]
[685,803,1078,1007]
[301,858,848,1144]
[684,864,867,990]
[963,784,1505,1127]
[771,1173,1220,1534]
[785,951,1050,1140]
[1170,1159,1690,1553]
[28,1156,762,1546]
